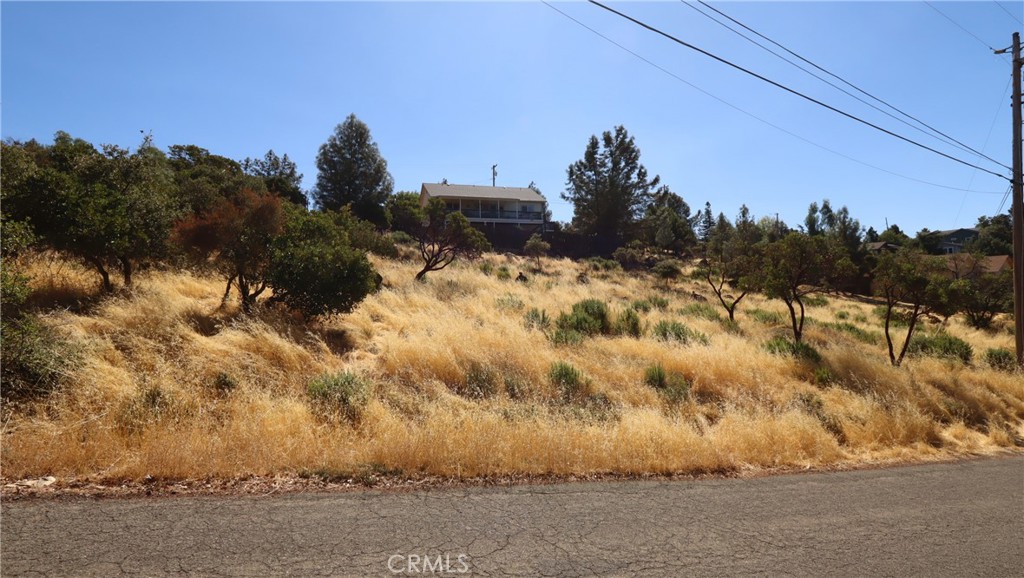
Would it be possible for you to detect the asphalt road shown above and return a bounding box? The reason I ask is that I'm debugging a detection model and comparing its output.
[2,457,1022,577]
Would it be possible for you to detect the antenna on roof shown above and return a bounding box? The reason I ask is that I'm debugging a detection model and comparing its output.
[492,164,498,187]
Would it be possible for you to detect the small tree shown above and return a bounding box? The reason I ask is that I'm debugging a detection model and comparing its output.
[412,198,490,281]
[872,249,952,366]
[651,259,682,288]
[700,219,759,322]
[268,207,379,318]
[757,233,853,342]
[523,233,550,271]
[174,189,284,313]
[242,149,306,207]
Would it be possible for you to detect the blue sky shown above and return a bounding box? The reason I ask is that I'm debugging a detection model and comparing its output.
[2,1,1020,235]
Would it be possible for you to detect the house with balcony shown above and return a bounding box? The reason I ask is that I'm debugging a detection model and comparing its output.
[419,182,547,232]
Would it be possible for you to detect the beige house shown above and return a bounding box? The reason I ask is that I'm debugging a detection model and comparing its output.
[420,183,546,228]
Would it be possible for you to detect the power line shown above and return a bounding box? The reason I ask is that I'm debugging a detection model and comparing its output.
[997,184,1012,214]
[588,0,1011,181]
[954,77,1013,226]
[688,0,1011,171]
[925,0,1013,64]
[541,1,1006,196]
[993,1,1023,26]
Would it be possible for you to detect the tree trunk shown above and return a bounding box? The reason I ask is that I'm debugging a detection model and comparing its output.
[884,301,897,366]
[895,304,922,367]
[118,256,133,288]
[221,276,235,307]
[785,298,803,342]
[86,256,113,293]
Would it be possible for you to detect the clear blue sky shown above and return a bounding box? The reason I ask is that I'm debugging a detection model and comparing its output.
[2,1,1020,235]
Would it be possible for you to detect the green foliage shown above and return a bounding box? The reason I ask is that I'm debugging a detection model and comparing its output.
[587,257,621,272]
[908,333,973,364]
[872,249,954,366]
[495,293,524,311]
[652,320,708,345]
[479,261,494,276]
[764,337,822,363]
[612,241,649,270]
[386,192,424,235]
[267,206,379,318]
[523,233,550,270]
[983,348,1018,372]
[212,372,238,394]
[630,299,652,313]
[307,371,372,421]
[651,259,682,285]
[550,328,584,347]
[331,206,398,258]
[556,299,611,336]
[749,308,784,325]
[835,310,849,320]
[803,294,830,308]
[562,125,661,237]
[1,314,77,401]
[680,302,722,322]
[524,307,551,331]
[647,296,669,311]
[496,265,512,281]
[242,149,306,207]
[413,198,491,281]
[643,363,690,403]
[549,361,587,402]
[313,114,393,227]
[873,305,911,327]
[821,321,881,345]
[462,362,499,399]
[390,230,414,245]
[812,366,836,385]
[612,307,644,338]
[956,270,1014,330]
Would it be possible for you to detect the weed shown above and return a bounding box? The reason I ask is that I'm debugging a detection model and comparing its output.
[308,372,371,421]
[648,296,669,311]
[587,257,621,272]
[496,265,512,281]
[984,348,1018,372]
[613,308,644,338]
[556,299,611,336]
[835,310,849,320]
[463,362,499,399]
[524,307,551,331]
[630,299,652,313]
[212,372,238,394]
[479,262,494,276]
[749,308,784,325]
[644,363,690,403]
[813,366,836,385]
[821,321,881,345]
[652,320,709,346]
[803,294,830,308]
[680,302,721,322]
[908,333,973,364]
[495,293,524,311]
[550,361,587,402]
[550,327,584,346]
[764,337,822,363]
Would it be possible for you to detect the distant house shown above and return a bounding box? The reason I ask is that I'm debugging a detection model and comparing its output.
[863,241,901,254]
[420,182,547,231]
[935,228,979,254]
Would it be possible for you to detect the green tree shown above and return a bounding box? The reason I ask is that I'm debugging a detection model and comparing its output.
[872,249,953,366]
[642,187,696,255]
[313,114,394,227]
[562,125,660,238]
[696,201,715,246]
[386,191,425,234]
[523,233,551,271]
[756,233,854,342]
[878,224,911,246]
[268,206,379,318]
[700,217,760,322]
[168,144,264,217]
[412,198,490,281]
[966,212,1013,256]
[243,150,306,207]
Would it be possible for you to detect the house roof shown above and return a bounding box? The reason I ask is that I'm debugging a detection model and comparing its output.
[421,183,546,203]
[863,241,900,252]
[936,228,979,237]
[944,254,1012,275]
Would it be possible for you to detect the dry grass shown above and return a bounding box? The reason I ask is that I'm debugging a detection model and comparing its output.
[2,253,1021,482]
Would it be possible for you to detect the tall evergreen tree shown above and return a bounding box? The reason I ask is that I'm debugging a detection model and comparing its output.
[561,126,659,238]
[314,114,393,227]
[243,150,306,207]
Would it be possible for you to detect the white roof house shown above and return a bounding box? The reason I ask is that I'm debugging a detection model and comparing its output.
[420,182,546,226]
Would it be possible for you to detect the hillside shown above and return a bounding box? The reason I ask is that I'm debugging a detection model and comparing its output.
[2,251,1022,483]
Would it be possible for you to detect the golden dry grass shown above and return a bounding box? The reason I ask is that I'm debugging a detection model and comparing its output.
[2,253,1021,482]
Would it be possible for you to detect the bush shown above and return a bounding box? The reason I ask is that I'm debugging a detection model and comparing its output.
[550,328,584,346]
[463,362,499,399]
[307,372,371,421]
[496,265,512,281]
[213,372,238,394]
[983,348,1017,372]
[651,259,682,285]
[648,296,669,311]
[764,337,821,363]
[613,308,644,338]
[644,363,689,403]
[821,321,881,345]
[556,299,611,336]
[269,208,379,318]
[1,314,77,401]
[495,293,524,311]
[680,302,721,322]
[587,257,621,272]
[835,310,849,320]
[908,333,973,364]
[652,320,708,345]
[630,299,652,313]
[479,262,494,276]
[390,230,414,245]
[749,309,784,325]
[803,294,830,308]
[550,361,587,402]
[524,307,551,331]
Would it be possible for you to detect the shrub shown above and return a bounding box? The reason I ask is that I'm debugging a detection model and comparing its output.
[524,308,551,331]
[613,308,644,338]
[803,294,830,308]
[630,299,652,313]
[550,328,584,346]
[652,320,709,346]
[749,308,784,325]
[648,296,670,311]
[873,305,911,327]
[587,257,621,272]
[479,261,494,276]
[813,366,836,385]
[463,362,499,399]
[1,314,78,401]
[496,265,512,281]
[495,293,524,311]
[307,372,371,421]
[556,299,611,336]
[651,259,682,285]
[821,321,881,345]
[612,242,647,269]
[390,230,414,245]
[213,372,238,394]
[983,348,1017,372]
[550,361,586,402]
[764,337,821,363]
[908,333,973,364]
[644,363,690,403]
[835,310,849,320]
[680,302,721,322]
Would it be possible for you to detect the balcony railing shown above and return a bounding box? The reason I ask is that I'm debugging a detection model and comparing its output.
[451,209,543,221]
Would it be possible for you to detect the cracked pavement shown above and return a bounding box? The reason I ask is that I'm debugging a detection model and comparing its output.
[2,456,1022,576]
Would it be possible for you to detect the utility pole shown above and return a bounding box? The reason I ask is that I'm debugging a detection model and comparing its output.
[999,32,1023,367]
[492,164,498,187]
